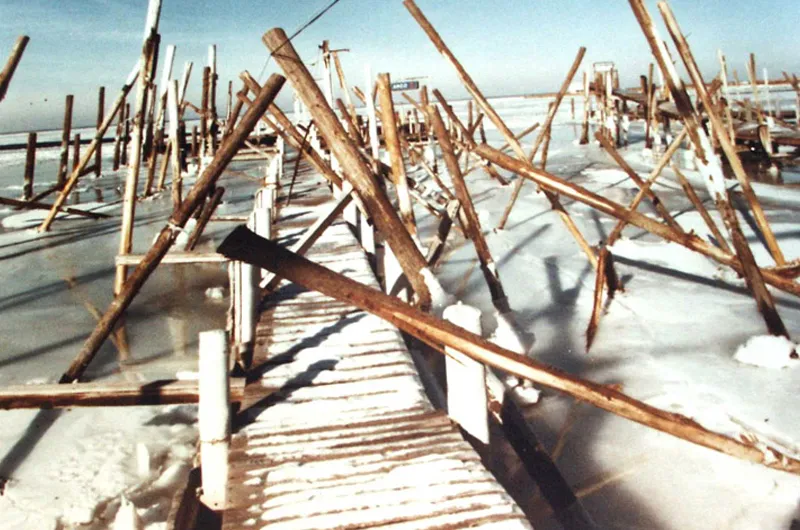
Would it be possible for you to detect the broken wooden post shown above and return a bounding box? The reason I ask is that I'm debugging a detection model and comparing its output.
[198,329,230,510]
[57,95,74,188]
[217,226,800,475]
[499,46,586,229]
[23,132,36,200]
[39,64,140,232]
[263,28,431,307]
[58,73,285,384]
[378,73,416,235]
[0,35,29,102]
[429,104,511,314]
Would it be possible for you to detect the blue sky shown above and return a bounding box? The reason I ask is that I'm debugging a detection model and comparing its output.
[0,0,798,133]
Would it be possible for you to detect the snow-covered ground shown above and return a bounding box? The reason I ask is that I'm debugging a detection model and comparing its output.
[0,93,798,528]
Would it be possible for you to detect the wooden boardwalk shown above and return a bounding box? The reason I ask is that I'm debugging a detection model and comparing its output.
[221,175,531,529]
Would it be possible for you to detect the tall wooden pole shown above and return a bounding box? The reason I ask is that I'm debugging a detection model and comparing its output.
[200,66,210,158]
[60,74,285,384]
[263,28,431,307]
[208,45,218,156]
[0,35,29,102]
[57,95,74,188]
[115,0,162,292]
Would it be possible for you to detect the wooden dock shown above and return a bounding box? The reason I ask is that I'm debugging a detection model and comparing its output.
[221,175,531,529]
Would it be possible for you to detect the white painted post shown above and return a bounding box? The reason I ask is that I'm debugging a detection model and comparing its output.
[442,303,489,444]
[198,329,229,510]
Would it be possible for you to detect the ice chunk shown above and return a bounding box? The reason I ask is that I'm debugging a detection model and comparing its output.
[734,335,798,369]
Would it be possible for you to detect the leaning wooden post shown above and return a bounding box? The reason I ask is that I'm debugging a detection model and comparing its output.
[39,63,140,232]
[56,95,74,188]
[23,132,36,200]
[646,0,788,336]
[499,46,585,229]
[0,35,29,102]
[217,227,800,475]
[115,31,160,294]
[198,329,230,510]
[672,164,731,254]
[429,104,511,314]
[377,73,416,235]
[263,28,431,307]
[59,74,285,384]
[95,87,105,177]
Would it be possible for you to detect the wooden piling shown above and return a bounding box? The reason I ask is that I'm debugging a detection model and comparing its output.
[23,132,36,200]
[57,95,74,188]
[263,28,431,306]
[95,87,105,177]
